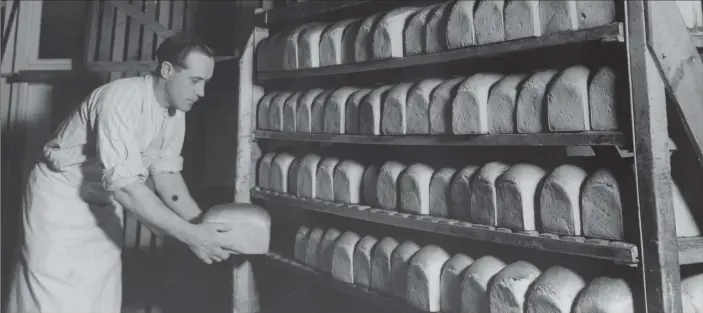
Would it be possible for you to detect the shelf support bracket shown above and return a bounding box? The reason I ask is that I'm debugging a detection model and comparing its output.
[646,1,703,167]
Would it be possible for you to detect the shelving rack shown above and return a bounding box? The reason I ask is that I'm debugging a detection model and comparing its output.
[235,1,703,313]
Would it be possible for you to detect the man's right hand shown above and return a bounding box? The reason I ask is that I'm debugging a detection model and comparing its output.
[183,222,234,264]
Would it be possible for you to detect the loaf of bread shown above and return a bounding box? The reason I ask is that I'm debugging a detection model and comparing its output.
[390,241,421,299]
[305,228,325,268]
[405,4,442,56]
[324,87,359,134]
[516,69,559,133]
[362,164,381,207]
[539,0,578,35]
[359,85,394,135]
[320,19,358,66]
[353,235,379,288]
[298,23,329,69]
[474,0,506,45]
[355,12,386,63]
[377,161,408,210]
[342,19,364,64]
[316,157,341,201]
[426,2,453,53]
[673,180,702,237]
[470,162,510,226]
[488,74,527,134]
[319,228,342,273]
[311,90,334,133]
[269,92,292,131]
[331,231,362,283]
[287,156,303,195]
[496,163,547,231]
[295,89,325,133]
[573,277,634,313]
[269,153,296,193]
[296,153,322,198]
[372,7,422,60]
[282,92,303,132]
[346,88,373,134]
[453,73,504,134]
[407,245,451,312]
[461,256,507,313]
[505,0,541,40]
[371,237,400,293]
[382,82,415,134]
[202,203,270,254]
[450,165,480,221]
[407,78,444,134]
[540,164,588,235]
[255,37,272,72]
[257,152,276,189]
[581,169,623,240]
[526,266,586,313]
[294,225,311,262]
[576,1,616,29]
[588,66,618,131]
[489,261,542,313]
[547,65,591,131]
[440,253,474,313]
[446,0,477,49]
[257,92,278,130]
[429,77,466,134]
[429,167,457,218]
[399,163,435,215]
[283,26,308,70]
[681,273,703,313]
[333,159,365,204]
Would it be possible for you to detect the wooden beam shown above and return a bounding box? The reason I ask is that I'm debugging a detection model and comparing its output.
[87,61,157,72]
[86,57,238,73]
[626,2,682,313]
[646,1,703,166]
[106,0,174,37]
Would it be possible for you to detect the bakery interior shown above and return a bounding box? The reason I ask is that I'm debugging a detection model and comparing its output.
[1,0,703,312]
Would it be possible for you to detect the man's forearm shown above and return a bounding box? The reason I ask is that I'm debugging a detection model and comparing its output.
[152,172,202,222]
[113,181,194,243]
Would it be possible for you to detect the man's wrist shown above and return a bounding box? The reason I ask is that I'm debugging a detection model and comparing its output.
[188,213,203,224]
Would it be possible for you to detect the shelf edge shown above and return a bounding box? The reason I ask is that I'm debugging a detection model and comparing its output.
[252,189,640,265]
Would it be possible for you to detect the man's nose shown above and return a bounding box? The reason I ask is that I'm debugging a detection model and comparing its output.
[195,83,205,97]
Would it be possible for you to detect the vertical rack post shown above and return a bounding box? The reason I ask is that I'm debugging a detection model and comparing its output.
[626,1,682,313]
[232,25,268,313]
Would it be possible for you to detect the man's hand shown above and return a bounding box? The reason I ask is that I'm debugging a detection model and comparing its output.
[182,222,236,264]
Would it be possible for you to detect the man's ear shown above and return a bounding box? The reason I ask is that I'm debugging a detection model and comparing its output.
[160,61,175,78]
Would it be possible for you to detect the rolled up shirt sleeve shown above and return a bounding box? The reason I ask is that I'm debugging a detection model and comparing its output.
[149,112,185,174]
[95,90,149,191]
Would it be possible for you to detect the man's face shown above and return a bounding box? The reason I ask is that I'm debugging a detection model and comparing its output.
[162,50,214,112]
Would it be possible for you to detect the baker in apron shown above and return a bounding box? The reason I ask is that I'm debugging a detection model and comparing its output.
[5,34,235,313]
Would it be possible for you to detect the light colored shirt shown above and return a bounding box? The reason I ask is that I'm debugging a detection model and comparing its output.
[43,74,185,192]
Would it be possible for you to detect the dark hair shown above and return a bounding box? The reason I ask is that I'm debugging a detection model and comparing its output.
[155,32,214,73]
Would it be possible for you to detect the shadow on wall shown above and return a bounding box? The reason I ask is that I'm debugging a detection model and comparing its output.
[0,71,106,306]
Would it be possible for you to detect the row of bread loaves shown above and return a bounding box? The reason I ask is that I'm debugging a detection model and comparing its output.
[258,152,629,241]
[259,151,701,240]
[256,65,619,134]
[256,1,617,71]
[293,225,701,313]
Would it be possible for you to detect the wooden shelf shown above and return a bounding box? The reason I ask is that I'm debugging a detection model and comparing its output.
[252,188,640,265]
[678,236,703,265]
[256,23,624,81]
[254,130,627,147]
[264,252,429,313]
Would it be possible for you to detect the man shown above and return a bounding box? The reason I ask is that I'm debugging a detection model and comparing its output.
[6,33,235,313]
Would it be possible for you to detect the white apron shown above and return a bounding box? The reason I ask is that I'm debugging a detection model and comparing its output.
[6,162,124,313]
[5,74,186,313]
